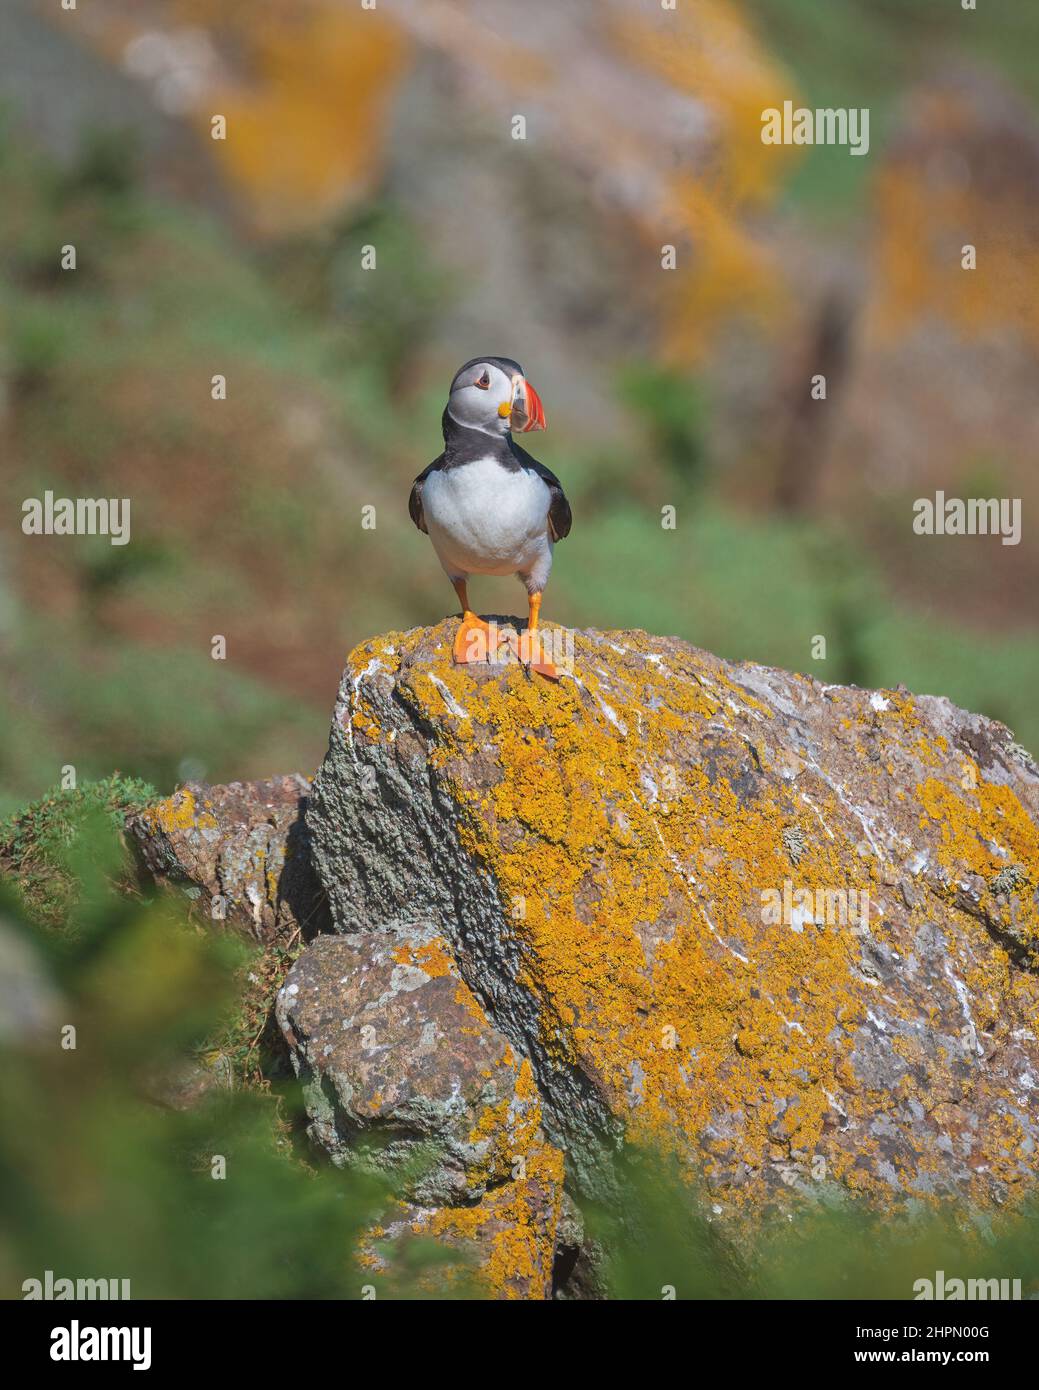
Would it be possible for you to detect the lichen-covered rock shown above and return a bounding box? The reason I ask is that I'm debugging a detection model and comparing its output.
[366,1157,563,1300]
[128,776,329,943]
[275,928,560,1210]
[309,620,1039,1212]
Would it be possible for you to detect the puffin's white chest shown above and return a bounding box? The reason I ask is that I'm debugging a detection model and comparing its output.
[423,456,551,577]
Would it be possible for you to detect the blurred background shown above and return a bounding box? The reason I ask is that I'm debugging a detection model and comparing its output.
[2,0,1038,815]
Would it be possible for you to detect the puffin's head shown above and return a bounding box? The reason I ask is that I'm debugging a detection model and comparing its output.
[446,356,546,437]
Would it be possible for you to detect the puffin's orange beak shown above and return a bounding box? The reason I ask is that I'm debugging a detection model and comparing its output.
[509,375,546,433]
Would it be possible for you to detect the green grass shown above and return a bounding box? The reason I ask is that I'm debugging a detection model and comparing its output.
[0,775,156,927]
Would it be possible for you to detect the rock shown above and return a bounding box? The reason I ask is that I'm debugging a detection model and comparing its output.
[364,1167,562,1301]
[128,775,329,944]
[552,1191,607,1301]
[308,620,1039,1213]
[277,927,563,1297]
[275,928,559,1204]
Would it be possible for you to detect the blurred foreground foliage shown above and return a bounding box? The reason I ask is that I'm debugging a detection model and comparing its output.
[582,1148,1039,1301]
[0,800,469,1299]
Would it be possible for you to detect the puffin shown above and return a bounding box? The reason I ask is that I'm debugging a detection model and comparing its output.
[409,356,571,680]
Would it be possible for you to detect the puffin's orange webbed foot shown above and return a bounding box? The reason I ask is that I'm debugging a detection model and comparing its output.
[453,612,511,666]
[517,590,559,680]
[450,579,511,666]
[516,630,559,681]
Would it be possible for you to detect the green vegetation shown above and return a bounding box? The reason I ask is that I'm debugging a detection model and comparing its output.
[585,1147,1039,1299]
[617,365,712,490]
[0,775,155,927]
[0,811,471,1299]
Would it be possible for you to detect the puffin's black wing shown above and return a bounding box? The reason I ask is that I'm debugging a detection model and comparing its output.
[511,442,572,541]
[409,455,444,534]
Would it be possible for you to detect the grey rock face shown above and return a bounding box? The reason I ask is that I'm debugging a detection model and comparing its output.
[275,928,547,1207]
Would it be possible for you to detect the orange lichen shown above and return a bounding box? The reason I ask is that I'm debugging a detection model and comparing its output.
[917,776,1039,874]
[463,1057,547,1196]
[608,0,795,360]
[917,775,1039,952]
[454,981,490,1029]
[420,1135,564,1300]
[143,787,218,834]
[391,936,455,980]
[189,2,408,235]
[872,131,1039,348]
[366,1056,564,1299]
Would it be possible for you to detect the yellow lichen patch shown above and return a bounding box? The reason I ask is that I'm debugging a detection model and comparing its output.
[985,1110,1032,1188]
[917,777,1039,874]
[884,692,924,735]
[420,1137,564,1300]
[391,936,455,980]
[607,0,796,361]
[871,133,1039,349]
[143,787,218,834]
[364,1058,563,1299]
[341,636,407,742]
[915,734,948,769]
[465,1057,546,1195]
[188,3,409,236]
[917,775,1039,950]
[351,708,382,741]
[454,981,490,1029]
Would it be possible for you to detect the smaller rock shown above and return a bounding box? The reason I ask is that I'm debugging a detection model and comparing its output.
[128,775,329,944]
[276,928,560,1209]
[551,1191,607,1300]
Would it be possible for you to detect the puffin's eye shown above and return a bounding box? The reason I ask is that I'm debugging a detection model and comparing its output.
[474,372,491,390]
